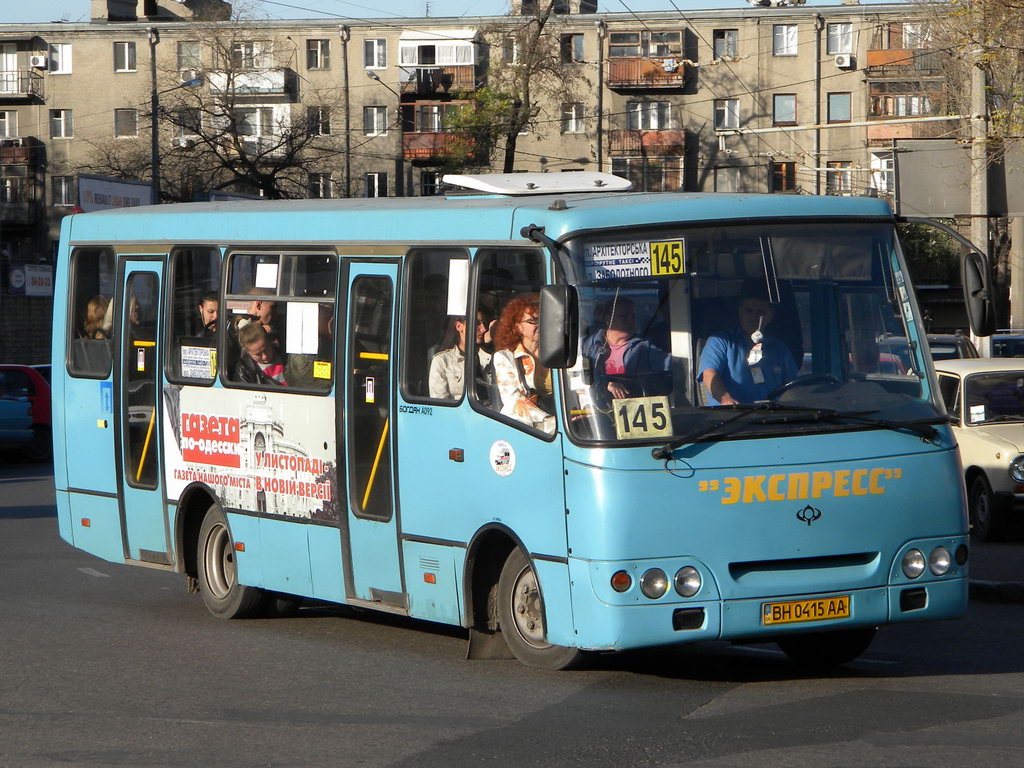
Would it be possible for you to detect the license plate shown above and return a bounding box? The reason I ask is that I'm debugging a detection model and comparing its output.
[761,595,851,626]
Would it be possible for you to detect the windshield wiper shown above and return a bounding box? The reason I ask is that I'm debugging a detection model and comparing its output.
[651,405,949,460]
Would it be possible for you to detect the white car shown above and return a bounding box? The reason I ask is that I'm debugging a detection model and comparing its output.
[935,358,1024,540]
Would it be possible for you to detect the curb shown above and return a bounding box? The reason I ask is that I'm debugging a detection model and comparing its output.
[969,580,1024,604]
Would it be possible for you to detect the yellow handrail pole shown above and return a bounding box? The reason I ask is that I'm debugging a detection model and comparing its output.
[136,406,157,483]
[361,418,390,510]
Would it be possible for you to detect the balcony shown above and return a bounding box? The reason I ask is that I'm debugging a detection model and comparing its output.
[865,49,944,77]
[0,70,43,100]
[207,69,294,99]
[607,57,687,90]
[609,129,685,156]
[399,66,476,96]
[403,132,470,161]
[0,142,37,164]
[0,201,35,224]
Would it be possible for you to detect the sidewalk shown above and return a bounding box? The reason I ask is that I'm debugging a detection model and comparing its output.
[968,539,1024,603]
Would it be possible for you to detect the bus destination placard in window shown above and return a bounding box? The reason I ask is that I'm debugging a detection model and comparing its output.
[583,239,685,281]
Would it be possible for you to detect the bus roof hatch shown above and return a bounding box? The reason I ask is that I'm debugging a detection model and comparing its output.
[441,172,632,196]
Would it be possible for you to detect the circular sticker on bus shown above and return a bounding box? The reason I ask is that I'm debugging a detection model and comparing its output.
[489,440,516,477]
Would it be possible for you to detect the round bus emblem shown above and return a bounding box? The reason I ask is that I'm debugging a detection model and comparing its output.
[489,440,516,477]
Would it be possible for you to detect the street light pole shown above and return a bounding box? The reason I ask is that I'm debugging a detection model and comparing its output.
[149,26,200,206]
[366,70,404,196]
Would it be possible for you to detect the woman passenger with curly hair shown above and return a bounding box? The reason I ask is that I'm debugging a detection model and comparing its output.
[491,294,555,434]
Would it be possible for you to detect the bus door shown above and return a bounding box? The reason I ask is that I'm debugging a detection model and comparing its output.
[343,263,404,606]
[116,260,170,565]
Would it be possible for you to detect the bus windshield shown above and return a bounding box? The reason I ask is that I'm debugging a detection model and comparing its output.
[562,221,944,444]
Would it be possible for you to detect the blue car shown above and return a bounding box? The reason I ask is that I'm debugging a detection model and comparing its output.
[0,371,33,456]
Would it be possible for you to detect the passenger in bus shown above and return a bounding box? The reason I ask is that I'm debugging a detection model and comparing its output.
[197,292,219,336]
[235,322,288,386]
[428,313,491,400]
[698,282,798,405]
[581,297,672,407]
[491,295,555,433]
[80,295,110,339]
[246,289,280,340]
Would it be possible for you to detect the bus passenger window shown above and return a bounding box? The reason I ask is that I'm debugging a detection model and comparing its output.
[401,248,475,403]
[224,252,336,393]
[68,248,117,379]
[167,247,220,384]
[471,248,554,435]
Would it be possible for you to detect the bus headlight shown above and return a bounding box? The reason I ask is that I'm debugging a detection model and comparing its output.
[640,568,669,599]
[929,546,952,575]
[1010,456,1024,483]
[674,566,702,597]
[902,549,926,579]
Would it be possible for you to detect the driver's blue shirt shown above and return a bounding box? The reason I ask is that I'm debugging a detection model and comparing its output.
[698,327,798,405]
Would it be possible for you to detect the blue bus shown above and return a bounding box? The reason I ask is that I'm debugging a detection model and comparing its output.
[52,173,989,669]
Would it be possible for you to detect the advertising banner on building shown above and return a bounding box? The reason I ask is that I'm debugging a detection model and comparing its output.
[78,174,153,212]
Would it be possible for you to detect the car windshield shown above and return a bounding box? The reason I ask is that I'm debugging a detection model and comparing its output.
[560,221,943,445]
[964,372,1024,424]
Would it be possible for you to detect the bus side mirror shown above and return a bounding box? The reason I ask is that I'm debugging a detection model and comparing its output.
[961,250,996,337]
[539,284,578,369]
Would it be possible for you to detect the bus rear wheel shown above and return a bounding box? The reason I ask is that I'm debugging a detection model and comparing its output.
[197,504,266,619]
[497,548,583,670]
[776,627,876,668]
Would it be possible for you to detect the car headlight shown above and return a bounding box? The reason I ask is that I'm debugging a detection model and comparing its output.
[1009,456,1024,483]
[674,566,702,597]
[902,548,926,579]
[929,546,952,575]
[640,568,669,599]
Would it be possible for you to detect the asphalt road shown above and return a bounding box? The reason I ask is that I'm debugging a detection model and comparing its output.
[3,463,1024,768]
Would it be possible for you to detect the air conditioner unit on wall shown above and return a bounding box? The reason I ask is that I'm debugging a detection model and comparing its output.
[29,55,48,69]
[834,54,854,70]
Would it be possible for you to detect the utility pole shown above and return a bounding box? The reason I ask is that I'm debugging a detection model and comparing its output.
[970,50,990,348]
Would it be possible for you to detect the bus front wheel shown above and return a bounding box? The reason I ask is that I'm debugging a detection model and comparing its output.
[776,627,876,668]
[497,548,583,670]
[197,504,266,619]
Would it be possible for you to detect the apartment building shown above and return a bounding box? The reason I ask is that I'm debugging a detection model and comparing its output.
[0,0,946,359]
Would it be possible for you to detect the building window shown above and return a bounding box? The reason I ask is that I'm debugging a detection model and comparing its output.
[363,106,387,136]
[771,161,797,192]
[233,107,274,137]
[561,102,585,133]
[714,98,739,130]
[502,38,520,64]
[307,39,330,69]
[560,33,584,63]
[714,166,741,192]
[827,23,852,55]
[308,173,332,199]
[177,41,201,70]
[827,92,851,123]
[772,94,797,125]
[50,109,73,138]
[0,165,28,203]
[365,172,387,198]
[609,30,682,57]
[871,93,933,117]
[0,110,17,138]
[175,107,202,138]
[420,171,440,196]
[870,152,894,193]
[826,161,853,195]
[230,40,272,70]
[307,106,331,136]
[114,108,138,138]
[713,29,738,59]
[626,101,671,130]
[611,156,683,192]
[113,42,137,72]
[364,38,387,69]
[52,175,75,206]
[773,24,797,56]
[48,43,71,74]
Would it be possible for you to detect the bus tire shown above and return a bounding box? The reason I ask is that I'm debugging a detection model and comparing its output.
[197,504,266,619]
[497,548,583,670]
[970,475,1005,541]
[776,627,876,668]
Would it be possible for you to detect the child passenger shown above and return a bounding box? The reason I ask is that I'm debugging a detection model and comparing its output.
[235,322,288,386]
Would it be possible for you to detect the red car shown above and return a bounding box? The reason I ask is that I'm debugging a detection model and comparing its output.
[0,364,51,462]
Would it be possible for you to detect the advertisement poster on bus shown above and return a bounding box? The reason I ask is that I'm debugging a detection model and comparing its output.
[161,385,338,522]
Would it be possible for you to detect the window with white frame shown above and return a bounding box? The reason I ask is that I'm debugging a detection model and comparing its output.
[114,108,138,138]
[420,171,440,196]
[364,38,387,69]
[308,173,332,198]
[502,38,520,64]
[871,152,895,193]
[0,166,28,203]
[0,110,17,138]
[51,175,74,206]
[608,30,682,57]
[827,23,852,55]
[176,107,201,137]
[48,43,71,74]
[307,39,330,69]
[113,41,137,72]
[561,102,585,133]
[713,29,738,59]
[714,98,739,130]
[561,33,584,63]
[177,41,201,70]
[714,166,741,192]
[49,109,73,138]
[773,24,798,56]
[626,101,671,130]
[903,23,926,48]
[363,105,387,136]
[365,172,387,198]
[231,40,272,70]
[307,105,331,136]
[826,161,853,194]
[233,106,274,137]
[417,104,445,133]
